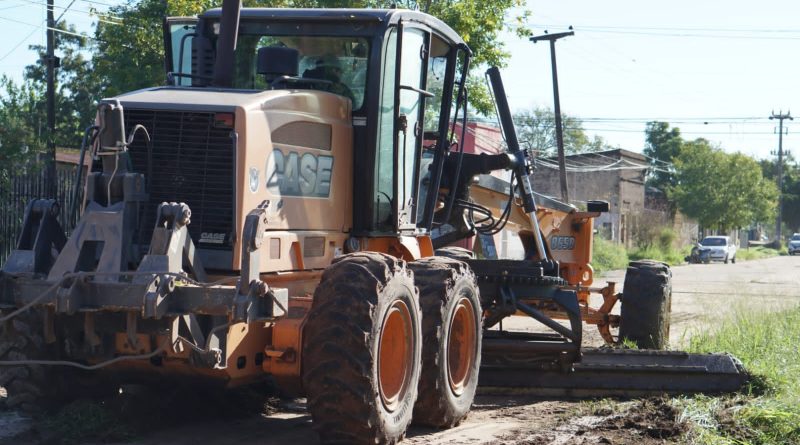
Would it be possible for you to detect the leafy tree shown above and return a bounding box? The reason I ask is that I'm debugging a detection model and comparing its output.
[760,157,800,233]
[514,106,614,156]
[94,0,216,98]
[0,76,46,186]
[0,21,97,192]
[23,22,98,148]
[671,140,777,231]
[644,121,682,191]
[93,0,528,112]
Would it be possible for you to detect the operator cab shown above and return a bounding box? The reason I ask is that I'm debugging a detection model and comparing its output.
[164,8,470,237]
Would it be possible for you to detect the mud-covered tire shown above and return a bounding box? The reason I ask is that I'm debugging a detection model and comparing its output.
[433,246,475,261]
[409,257,481,428]
[619,260,672,349]
[1,312,122,414]
[0,312,53,413]
[302,252,422,445]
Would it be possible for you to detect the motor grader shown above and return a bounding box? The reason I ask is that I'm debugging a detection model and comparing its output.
[0,3,745,444]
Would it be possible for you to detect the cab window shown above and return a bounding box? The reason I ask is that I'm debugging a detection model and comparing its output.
[232,30,369,109]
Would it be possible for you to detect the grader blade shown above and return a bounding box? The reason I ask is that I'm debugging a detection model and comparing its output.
[479,347,748,397]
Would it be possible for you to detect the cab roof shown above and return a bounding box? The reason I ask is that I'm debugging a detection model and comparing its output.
[199,8,467,50]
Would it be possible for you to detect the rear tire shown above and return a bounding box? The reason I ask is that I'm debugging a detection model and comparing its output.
[409,257,481,428]
[303,252,421,444]
[433,246,475,261]
[619,260,672,349]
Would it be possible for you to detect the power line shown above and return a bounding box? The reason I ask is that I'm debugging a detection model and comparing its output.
[76,0,120,8]
[19,0,125,23]
[0,15,99,41]
[0,3,28,11]
[0,21,44,63]
[535,23,800,34]
[55,0,79,23]
[531,24,800,40]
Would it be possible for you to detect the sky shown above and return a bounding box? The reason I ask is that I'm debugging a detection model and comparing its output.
[502,1,800,160]
[1,0,798,160]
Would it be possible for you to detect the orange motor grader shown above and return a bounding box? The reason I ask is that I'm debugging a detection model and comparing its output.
[0,3,745,444]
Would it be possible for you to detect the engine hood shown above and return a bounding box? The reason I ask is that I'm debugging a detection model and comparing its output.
[110,86,351,117]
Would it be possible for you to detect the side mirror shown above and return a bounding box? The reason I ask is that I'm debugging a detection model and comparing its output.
[97,100,126,151]
[587,200,610,213]
[257,47,299,81]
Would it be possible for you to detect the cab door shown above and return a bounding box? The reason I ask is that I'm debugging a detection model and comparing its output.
[373,24,431,233]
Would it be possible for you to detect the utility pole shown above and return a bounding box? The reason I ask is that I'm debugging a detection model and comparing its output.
[770,110,792,247]
[531,28,574,203]
[45,0,57,198]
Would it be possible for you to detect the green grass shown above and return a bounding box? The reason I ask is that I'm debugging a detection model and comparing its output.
[628,244,690,266]
[736,246,781,262]
[592,237,629,274]
[681,306,800,444]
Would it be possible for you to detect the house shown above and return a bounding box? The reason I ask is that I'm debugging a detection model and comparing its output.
[531,149,649,248]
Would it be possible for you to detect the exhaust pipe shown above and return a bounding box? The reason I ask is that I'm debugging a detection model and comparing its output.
[212,0,242,87]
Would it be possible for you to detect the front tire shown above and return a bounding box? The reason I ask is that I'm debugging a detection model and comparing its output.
[303,253,422,444]
[619,260,672,349]
[1,312,117,414]
[0,313,49,413]
[409,257,481,428]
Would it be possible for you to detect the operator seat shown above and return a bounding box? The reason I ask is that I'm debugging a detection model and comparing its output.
[301,55,355,102]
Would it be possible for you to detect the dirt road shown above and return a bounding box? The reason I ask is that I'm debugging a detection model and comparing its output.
[604,255,800,348]
[2,256,799,444]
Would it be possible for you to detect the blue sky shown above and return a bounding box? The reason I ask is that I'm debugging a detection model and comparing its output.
[1,0,798,160]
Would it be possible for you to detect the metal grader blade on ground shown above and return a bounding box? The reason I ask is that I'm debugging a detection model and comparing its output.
[479,334,748,397]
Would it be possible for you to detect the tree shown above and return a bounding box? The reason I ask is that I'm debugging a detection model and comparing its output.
[760,156,800,233]
[643,121,682,191]
[514,106,614,156]
[22,22,98,148]
[0,21,99,192]
[92,0,528,111]
[0,76,46,186]
[671,140,777,231]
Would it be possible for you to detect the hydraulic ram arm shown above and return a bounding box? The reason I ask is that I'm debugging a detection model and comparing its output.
[486,67,548,261]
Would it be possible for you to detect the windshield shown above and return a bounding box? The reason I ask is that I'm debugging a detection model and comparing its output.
[230,23,369,109]
[701,237,726,246]
[792,234,800,241]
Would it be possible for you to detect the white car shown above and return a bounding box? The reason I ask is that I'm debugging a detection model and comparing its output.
[698,236,737,264]
[789,233,800,256]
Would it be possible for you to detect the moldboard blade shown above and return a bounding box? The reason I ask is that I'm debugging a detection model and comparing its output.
[478,347,749,398]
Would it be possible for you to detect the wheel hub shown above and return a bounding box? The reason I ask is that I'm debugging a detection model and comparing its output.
[378,300,413,412]
[448,297,476,396]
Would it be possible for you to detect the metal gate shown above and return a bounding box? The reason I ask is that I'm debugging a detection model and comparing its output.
[0,166,83,265]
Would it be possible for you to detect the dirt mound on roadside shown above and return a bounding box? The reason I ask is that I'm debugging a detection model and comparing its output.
[596,398,686,440]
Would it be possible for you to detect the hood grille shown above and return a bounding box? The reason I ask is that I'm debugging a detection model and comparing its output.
[125,108,235,251]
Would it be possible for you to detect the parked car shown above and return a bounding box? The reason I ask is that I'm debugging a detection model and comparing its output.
[697,236,737,264]
[789,233,800,256]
